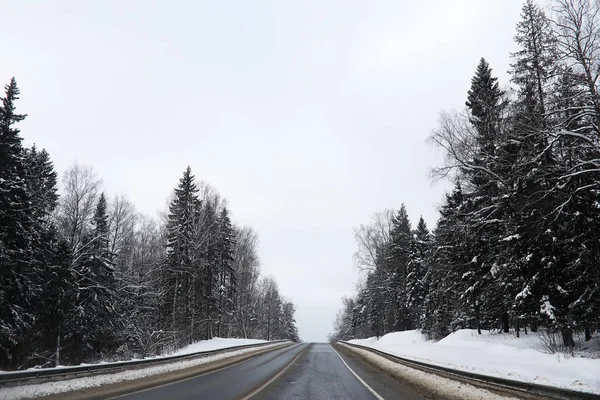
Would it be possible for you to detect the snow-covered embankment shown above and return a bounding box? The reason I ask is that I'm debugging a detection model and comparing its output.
[0,338,280,400]
[348,329,600,394]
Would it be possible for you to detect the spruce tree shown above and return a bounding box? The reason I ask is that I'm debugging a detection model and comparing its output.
[23,146,59,221]
[387,204,412,331]
[464,58,510,333]
[163,166,202,345]
[466,58,505,156]
[0,78,34,368]
[365,273,385,338]
[507,1,581,345]
[216,207,236,337]
[201,201,219,340]
[352,288,371,338]
[510,0,558,121]
[90,193,115,287]
[551,1,600,341]
[36,238,75,366]
[21,146,67,366]
[73,193,119,360]
[281,302,300,342]
[406,216,431,328]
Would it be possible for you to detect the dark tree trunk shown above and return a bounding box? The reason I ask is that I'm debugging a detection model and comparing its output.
[475,294,481,334]
[561,327,575,351]
[502,313,510,333]
[530,318,537,332]
[585,326,591,341]
[55,326,61,367]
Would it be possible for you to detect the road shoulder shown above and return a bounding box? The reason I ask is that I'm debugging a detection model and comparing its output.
[10,342,292,400]
[333,343,426,400]
[336,343,519,400]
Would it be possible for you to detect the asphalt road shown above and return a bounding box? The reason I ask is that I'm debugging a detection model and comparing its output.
[252,343,424,400]
[115,342,424,400]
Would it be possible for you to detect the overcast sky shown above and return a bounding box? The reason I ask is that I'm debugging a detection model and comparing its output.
[2,0,525,342]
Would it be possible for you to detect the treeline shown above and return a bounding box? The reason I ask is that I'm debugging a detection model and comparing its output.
[331,0,600,348]
[0,81,299,370]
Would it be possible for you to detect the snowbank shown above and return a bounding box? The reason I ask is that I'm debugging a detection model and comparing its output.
[339,343,519,400]
[168,337,268,356]
[356,330,428,347]
[0,340,281,400]
[0,337,270,373]
[349,329,600,394]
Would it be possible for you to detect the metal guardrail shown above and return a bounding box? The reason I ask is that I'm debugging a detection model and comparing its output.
[0,340,290,387]
[339,341,600,400]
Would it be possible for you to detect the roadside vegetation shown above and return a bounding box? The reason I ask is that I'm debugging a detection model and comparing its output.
[331,0,600,352]
[0,81,299,371]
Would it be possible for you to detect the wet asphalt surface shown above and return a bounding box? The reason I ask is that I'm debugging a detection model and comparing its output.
[253,343,424,400]
[114,342,424,400]
[114,343,308,400]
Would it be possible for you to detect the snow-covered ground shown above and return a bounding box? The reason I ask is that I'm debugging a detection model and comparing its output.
[339,343,520,400]
[167,337,268,356]
[0,337,269,373]
[348,329,600,394]
[0,339,282,400]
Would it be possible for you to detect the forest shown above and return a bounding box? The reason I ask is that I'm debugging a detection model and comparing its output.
[330,0,600,349]
[0,82,299,371]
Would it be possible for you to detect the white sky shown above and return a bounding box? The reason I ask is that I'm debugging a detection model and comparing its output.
[2,0,524,342]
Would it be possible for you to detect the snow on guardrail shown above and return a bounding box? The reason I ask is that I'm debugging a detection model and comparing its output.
[0,339,287,385]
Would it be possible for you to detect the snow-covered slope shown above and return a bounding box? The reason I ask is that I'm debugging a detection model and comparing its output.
[349,329,600,394]
[0,337,270,373]
[0,340,281,400]
[168,337,268,356]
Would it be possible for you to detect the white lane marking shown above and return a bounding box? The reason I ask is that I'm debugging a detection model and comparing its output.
[330,344,386,400]
[241,344,309,400]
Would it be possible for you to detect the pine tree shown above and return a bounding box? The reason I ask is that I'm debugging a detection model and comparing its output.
[216,207,236,337]
[162,166,202,345]
[366,271,385,338]
[118,215,164,358]
[35,237,75,367]
[74,193,119,360]
[260,277,282,340]
[466,58,505,156]
[0,78,35,368]
[406,217,431,328]
[21,145,67,366]
[231,226,260,339]
[201,201,219,340]
[430,183,475,336]
[387,204,412,331]
[507,1,583,345]
[552,0,600,341]
[352,287,371,339]
[464,58,511,333]
[23,146,59,222]
[91,194,111,256]
[281,301,300,342]
[510,0,558,121]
